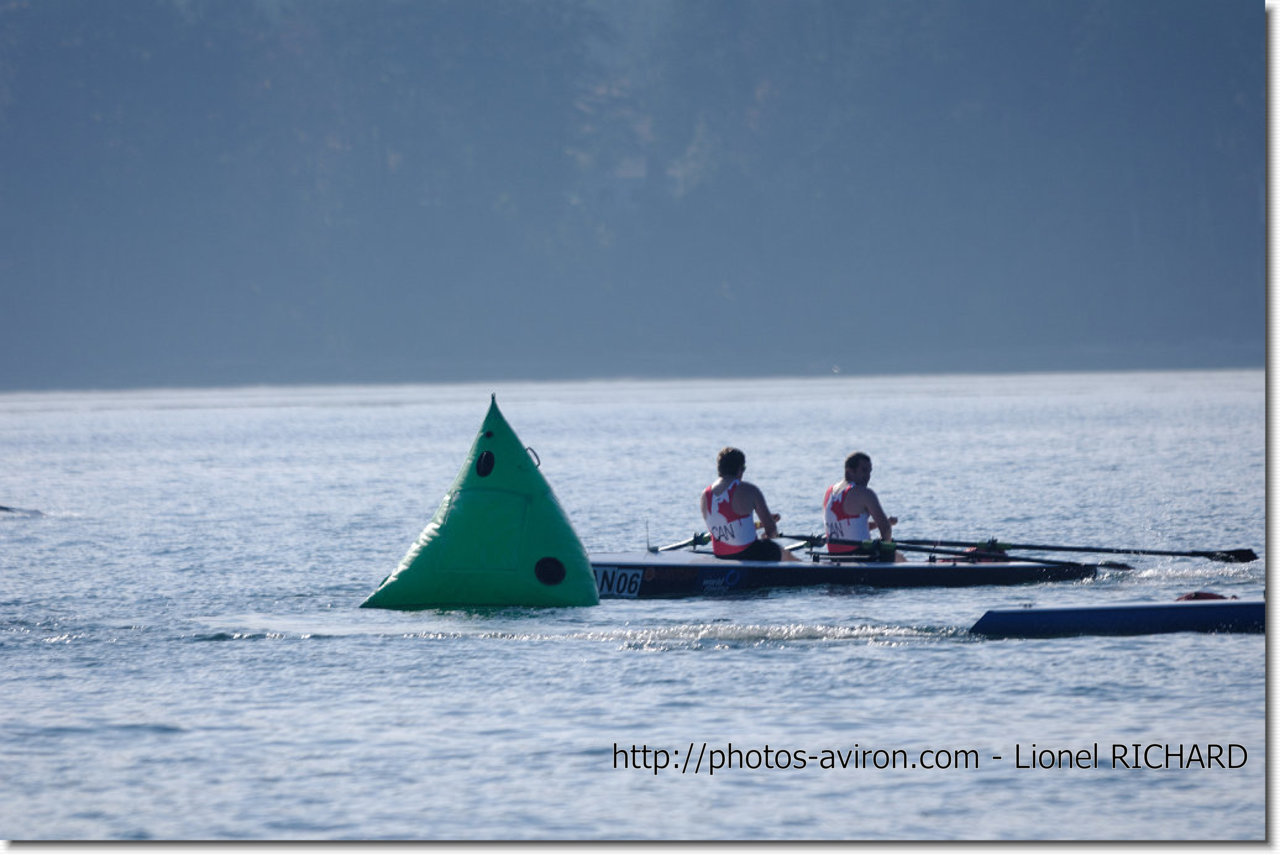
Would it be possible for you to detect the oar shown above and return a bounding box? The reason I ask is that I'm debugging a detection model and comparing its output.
[778,532,826,547]
[821,537,901,562]
[895,538,1257,564]
[889,542,1130,569]
[825,538,1131,569]
[651,532,710,552]
[654,514,785,553]
[778,533,825,552]
[782,533,992,560]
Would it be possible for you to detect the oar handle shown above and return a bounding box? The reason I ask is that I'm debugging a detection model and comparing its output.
[653,532,711,552]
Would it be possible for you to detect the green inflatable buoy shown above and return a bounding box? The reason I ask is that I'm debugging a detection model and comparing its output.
[360,395,599,609]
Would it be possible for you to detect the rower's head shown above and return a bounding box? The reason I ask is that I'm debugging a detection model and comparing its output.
[845,452,872,485]
[717,447,746,478]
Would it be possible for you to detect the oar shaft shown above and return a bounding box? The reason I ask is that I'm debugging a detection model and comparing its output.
[778,532,825,545]
[887,542,1110,568]
[656,516,783,552]
[814,536,992,560]
[895,539,1257,563]
[999,544,1257,563]
[782,535,1126,568]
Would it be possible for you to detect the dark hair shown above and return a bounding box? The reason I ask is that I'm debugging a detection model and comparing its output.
[844,452,870,471]
[717,447,746,477]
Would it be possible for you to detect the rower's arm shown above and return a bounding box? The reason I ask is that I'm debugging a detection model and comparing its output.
[866,491,893,541]
[750,487,780,539]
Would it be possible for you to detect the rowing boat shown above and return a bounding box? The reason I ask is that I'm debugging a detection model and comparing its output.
[590,550,1098,599]
[970,599,1265,638]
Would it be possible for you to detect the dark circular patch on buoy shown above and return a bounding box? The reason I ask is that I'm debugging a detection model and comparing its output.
[476,450,495,477]
[535,557,566,586]
[484,430,494,438]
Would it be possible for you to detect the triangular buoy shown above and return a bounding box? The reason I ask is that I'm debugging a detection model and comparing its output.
[360,396,599,609]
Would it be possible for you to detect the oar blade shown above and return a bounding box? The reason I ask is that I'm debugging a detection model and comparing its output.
[1210,548,1258,564]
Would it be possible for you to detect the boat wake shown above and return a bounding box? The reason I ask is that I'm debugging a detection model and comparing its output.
[377,621,962,649]
[578,622,958,650]
[188,616,962,648]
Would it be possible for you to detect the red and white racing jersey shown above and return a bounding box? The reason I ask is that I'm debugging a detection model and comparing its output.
[823,482,870,553]
[702,480,757,556]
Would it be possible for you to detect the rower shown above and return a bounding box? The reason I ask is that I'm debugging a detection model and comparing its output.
[823,451,901,561]
[701,447,798,562]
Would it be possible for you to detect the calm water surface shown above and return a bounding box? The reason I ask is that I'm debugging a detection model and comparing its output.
[0,370,1265,840]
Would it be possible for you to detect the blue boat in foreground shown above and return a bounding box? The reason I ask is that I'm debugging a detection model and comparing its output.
[970,599,1264,638]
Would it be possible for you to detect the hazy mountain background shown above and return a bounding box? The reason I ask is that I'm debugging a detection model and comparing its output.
[0,0,1264,390]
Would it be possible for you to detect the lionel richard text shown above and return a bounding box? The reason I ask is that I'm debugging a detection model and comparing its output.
[1007,743,1247,770]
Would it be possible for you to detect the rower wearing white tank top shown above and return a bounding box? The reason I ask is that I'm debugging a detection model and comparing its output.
[823,451,900,559]
[701,446,798,562]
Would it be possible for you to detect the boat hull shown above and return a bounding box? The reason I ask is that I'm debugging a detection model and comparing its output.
[970,599,1265,638]
[590,551,1096,599]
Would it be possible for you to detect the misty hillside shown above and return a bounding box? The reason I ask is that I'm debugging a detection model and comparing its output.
[0,0,1264,390]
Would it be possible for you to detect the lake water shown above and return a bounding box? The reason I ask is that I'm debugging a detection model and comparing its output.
[0,370,1265,840]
